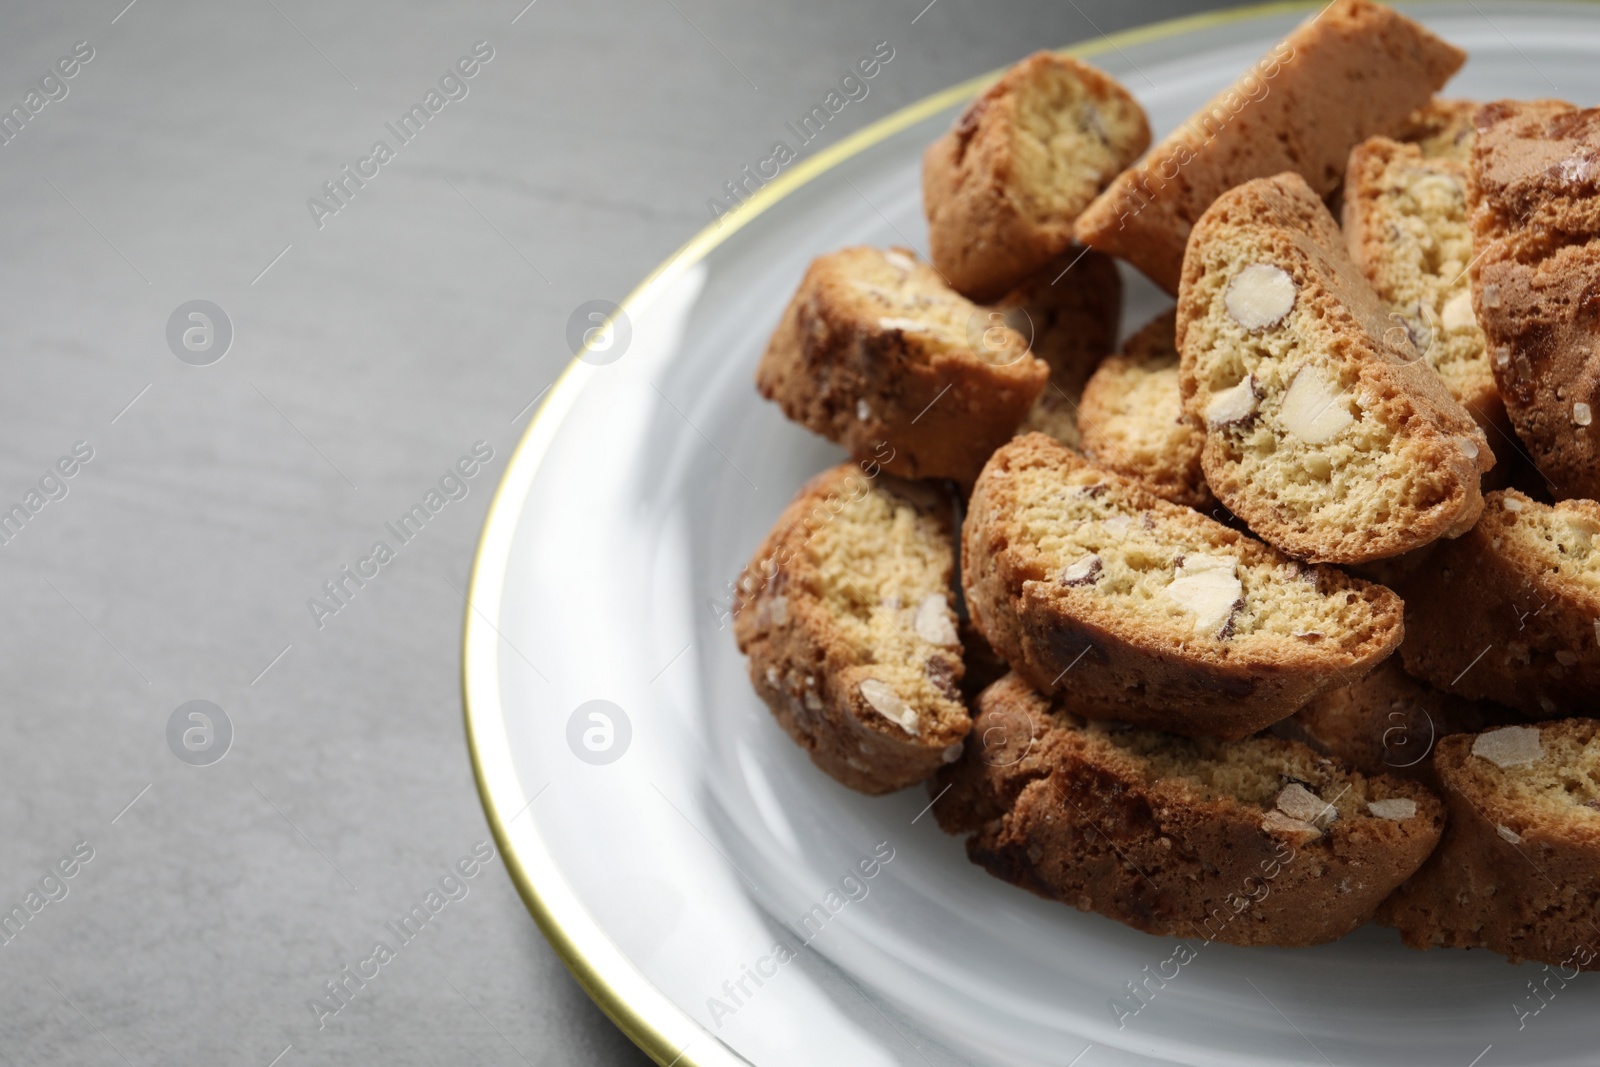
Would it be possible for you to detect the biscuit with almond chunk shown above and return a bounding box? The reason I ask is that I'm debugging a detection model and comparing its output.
[1177,172,1493,564]
[961,433,1404,739]
[733,463,967,794]
[934,673,1444,946]
[923,52,1148,301]
[1380,719,1600,968]
[757,246,1049,484]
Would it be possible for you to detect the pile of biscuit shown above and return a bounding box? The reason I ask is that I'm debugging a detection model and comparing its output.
[732,0,1600,967]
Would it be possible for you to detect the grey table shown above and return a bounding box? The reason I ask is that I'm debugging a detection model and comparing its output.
[0,1,1228,1063]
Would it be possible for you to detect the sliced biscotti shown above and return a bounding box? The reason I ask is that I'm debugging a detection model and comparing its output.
[1277,658,1518,792]
[733,463,968,794]
[1177,172,1494,564]
[961,433,1404,740]
[1000,248,1123,450]
[1400,489,1600,718]
[934,673,1445,947]
[756,246,1048,484]
[1471,100,1600,500]
[923,52,1149,301]
[1077,309,1213,510]
[1397,97,1478,161]
[1075,0,1464,292]
[1380,719,1600,969]
[1343,136,1503,434]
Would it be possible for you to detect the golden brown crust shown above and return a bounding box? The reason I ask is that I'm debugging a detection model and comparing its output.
[961,433,1405,740]
[1278,658,1519,792]
[1078,309,1214,509]
[1177,172,1493,564]
[1399,489,1600,718]
[755,246,1049,484]
[1470,99,1600,501]
[1379,719,1600,969]
[1076,0,1464,292]
[923,52,1148,301]
[733,464,968,794]
[934,674,1445,947]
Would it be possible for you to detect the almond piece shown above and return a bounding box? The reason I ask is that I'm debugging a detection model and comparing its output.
[858,679,919,735]
[883,249,915,273]
[1367,798,1417,821]
[1163,553,1243,637]
[1275,782,1335,826]
[913,593,960,646]
[1224,263,1296,330]
[1280,365,1354,444]
[1101,515,1132,538]
[1440,289,1476,331]
[1262,809,1321,843]
[1061,554,1103,587]
[1205,375,1257,428]
[878,317,937,334]
[1471,725,1544,768]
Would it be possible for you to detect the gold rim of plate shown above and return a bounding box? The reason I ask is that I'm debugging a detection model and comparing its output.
[459,3,1388,1064]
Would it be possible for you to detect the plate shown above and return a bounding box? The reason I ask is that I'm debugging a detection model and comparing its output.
[464,5,1600,1064]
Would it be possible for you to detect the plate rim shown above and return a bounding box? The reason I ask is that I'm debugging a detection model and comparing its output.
[456,3,1497,1064]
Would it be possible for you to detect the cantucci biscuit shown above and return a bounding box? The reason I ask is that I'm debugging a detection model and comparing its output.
[1075,0,1464,292]
[923,52,1148,301]
[1177,172,1493,564]
[1471,99,1600,500]
[1380,719,1600,969]
[1343,136,1504,434]
[1078,309,1213,510]
[935,673,1445,947]
[1400,489,1600,718]
[733,464,968,794]
[756,246,1048,484]
[961,434,1404,740]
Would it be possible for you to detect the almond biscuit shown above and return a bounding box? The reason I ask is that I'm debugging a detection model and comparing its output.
[734,463,968,793]
[923,52,1148,301]
[935,673,1444,947]
[961,433,1404,739]
[1178,172,1492,563]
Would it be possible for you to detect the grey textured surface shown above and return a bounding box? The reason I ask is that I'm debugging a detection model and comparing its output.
[0,1,1227,1063]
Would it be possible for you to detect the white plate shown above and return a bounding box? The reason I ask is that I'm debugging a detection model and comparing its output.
[465,5,1600,1064]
